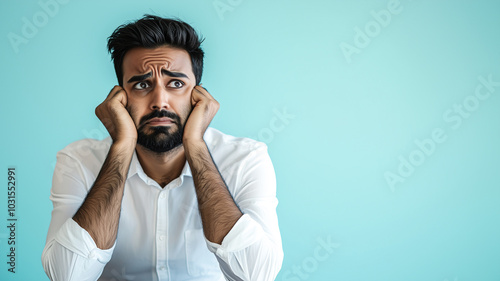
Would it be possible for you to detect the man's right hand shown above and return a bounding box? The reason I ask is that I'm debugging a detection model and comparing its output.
[95,86,137,143]
[74,86,136,250]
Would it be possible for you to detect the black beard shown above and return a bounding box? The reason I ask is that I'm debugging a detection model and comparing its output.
[136,110,184,153]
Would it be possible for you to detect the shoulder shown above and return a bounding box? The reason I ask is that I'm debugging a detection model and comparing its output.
[204,127,266,150]
[204,127,269,163]
[53,138,112,188]
[203,128,276,195]
[57,137,112,163]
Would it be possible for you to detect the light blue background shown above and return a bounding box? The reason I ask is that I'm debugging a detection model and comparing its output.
[1,0,500,280]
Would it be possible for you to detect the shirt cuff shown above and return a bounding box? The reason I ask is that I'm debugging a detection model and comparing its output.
[54,218,115,263]
[205,214,264,257]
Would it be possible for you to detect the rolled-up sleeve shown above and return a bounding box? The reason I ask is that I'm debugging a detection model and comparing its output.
[42,219,114,281]
[206,144,284,281]
[42,144,113,281]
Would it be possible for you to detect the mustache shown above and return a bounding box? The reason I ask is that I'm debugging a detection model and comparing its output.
[138,110,181,129]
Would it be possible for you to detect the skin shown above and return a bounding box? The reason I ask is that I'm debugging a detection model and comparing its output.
[123,46,195,185]
[73,45,243,249]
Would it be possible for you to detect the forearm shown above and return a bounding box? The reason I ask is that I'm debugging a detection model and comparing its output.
[185,140,243,244]
[73,140,135,249]
[186,137,283,280]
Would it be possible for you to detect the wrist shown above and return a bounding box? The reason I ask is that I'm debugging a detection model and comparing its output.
[183,138,206,157]
[182,134,204,147]
[112,138,137,152]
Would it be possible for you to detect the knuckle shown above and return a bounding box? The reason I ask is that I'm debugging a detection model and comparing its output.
[210,100,219,108]
[95,106,103,117]
[106,101,115,111]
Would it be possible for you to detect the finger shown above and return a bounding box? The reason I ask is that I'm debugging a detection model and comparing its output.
[96,86,123,116]
[193,85,214,100]
[113,88,128,108]
[191,86,203,106]
[104,85,125,101]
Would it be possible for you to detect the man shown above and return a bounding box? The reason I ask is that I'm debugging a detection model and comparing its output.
[42,14,283,281]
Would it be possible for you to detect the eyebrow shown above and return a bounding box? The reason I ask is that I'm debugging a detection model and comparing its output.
[127,69,189,83]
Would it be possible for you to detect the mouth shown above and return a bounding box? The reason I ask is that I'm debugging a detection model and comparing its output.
[145,117,175,126]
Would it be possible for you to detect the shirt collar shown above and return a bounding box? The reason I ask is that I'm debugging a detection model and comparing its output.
[127,150,142,180]
[127,149,192,182]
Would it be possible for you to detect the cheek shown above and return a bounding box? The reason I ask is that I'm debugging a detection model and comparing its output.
[126,104,140,127]
[175,89,194,118]
[179,100,193,123]
[185,85,195,104]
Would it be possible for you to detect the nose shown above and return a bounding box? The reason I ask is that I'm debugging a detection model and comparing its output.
[149,83,170,111]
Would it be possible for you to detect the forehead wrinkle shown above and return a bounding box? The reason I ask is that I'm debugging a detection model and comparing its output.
[139,57,189,76]
[125,47,194,80]
[139,56,170,73]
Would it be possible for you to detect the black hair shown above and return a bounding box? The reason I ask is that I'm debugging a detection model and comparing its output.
[107,14,204,86]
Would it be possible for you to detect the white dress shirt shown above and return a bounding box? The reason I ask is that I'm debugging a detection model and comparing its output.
[42,127,283,281]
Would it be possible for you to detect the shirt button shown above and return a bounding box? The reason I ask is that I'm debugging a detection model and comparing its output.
[160,193,166,199]
[159,235,165,241]
[160,266,166,271]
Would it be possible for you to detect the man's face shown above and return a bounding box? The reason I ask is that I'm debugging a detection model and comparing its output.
[122,46,196,153]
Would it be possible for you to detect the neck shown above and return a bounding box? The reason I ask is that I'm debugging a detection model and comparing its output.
[135,144,186,187]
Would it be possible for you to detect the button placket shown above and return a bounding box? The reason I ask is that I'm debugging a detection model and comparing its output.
[156,190,169,279]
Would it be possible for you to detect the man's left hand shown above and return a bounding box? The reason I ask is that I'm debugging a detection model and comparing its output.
[183,85,219,144]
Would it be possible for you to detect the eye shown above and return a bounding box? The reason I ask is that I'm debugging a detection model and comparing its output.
[167,80,185,89]
[133,81,150,90]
